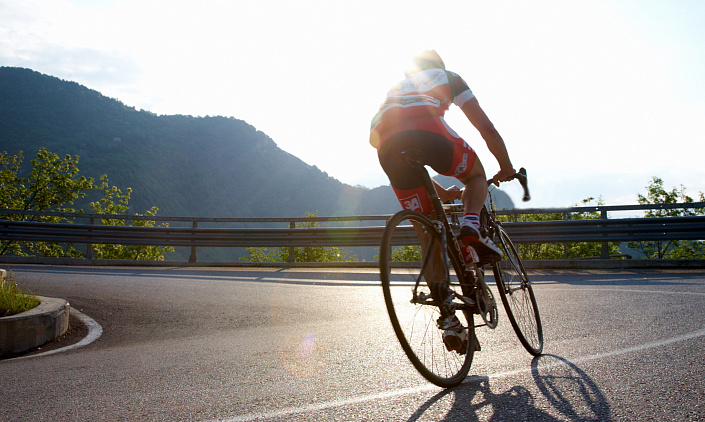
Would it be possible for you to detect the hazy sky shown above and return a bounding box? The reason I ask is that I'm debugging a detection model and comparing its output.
[2,0,704,209]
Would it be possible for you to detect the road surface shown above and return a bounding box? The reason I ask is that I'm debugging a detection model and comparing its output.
[1,265,704,421]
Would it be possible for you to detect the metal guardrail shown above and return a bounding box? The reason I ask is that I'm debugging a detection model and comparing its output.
[0,220,387,247]
[4,215,704,245]
[1,202,704,263]
[504,215,705,243]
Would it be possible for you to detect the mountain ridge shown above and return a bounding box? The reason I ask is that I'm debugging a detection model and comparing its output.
[0,66,513,220]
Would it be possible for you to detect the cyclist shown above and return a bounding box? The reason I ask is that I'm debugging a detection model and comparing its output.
[370,49,516,264]
[371,50,516,352]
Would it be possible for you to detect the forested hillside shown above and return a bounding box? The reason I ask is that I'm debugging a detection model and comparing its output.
[0,66,512,219]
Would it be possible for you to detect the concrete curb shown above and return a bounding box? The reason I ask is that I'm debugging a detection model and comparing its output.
[0,296,70,358]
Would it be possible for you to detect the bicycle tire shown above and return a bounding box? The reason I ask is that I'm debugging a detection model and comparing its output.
[492,225,544,355]
[380,210,475,387]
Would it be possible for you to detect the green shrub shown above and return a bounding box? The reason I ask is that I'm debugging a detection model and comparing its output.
[0,273,40,317]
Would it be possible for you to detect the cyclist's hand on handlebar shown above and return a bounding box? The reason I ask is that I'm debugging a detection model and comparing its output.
[439,185,462,203]
[491,167,517,186]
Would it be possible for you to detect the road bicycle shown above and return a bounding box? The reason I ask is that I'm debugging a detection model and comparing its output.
[379,151,543,388]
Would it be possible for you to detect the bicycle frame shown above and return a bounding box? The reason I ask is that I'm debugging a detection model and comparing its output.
[380,160,541,388]
[411,160,532,318]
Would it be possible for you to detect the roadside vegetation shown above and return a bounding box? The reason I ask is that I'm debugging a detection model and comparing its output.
[627,177,705,259]
[503,177,705,260]
[1,147,703,262]
[0,272,40,317]
[502,197,622,260]
[240,211,358,263]
[0,148,173,260]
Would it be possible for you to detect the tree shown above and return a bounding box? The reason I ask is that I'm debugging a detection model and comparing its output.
[391,245,422,261]
[627,177,705,259]
[89,176,174,260]
[0,148,172,260]
[241,211,357,263]
[0,148,95,257]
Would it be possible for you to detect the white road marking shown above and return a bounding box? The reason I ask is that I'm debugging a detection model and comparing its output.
[216,286,705,422]
[217,327,705,422]
[3,308,103,361]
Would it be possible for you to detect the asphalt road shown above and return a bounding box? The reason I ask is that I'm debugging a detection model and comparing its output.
[1,265,704,421]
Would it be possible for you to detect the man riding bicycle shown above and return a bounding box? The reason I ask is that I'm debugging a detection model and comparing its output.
[370,49,516,264]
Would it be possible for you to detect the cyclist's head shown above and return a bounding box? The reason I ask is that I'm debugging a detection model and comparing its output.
[405,50,445,77]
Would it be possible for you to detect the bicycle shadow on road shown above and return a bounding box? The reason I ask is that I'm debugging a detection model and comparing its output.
[406,377,557,422]
[530,354,611,421]
[405,355,610,422]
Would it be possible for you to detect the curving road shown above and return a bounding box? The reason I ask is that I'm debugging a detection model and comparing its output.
[1,265,704,421]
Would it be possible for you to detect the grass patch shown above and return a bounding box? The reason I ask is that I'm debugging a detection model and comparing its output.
[0,272,40,317]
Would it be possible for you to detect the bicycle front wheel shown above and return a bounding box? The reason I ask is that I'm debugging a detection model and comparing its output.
[492,225,544,356]
[380,210,475,388]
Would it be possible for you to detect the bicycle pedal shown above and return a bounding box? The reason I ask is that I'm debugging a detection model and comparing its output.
[457,295,476,306]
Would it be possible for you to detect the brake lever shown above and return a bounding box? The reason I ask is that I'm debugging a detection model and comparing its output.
[515,168,531,202]
[486,168,531,202]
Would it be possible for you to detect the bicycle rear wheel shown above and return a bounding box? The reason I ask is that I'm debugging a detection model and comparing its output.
[380,210,475,388]
[492,225,544,356]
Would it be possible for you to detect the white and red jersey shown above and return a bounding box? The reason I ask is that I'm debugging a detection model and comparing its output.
[369,68,475,149]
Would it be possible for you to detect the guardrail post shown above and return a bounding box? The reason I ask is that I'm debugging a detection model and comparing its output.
[563,212,568,259]
[600,210,610,259]
[86,217,94,261]
[288,220,296,263]
[189,221,198,263]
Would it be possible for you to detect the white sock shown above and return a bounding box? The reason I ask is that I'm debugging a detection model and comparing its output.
[462,213,480,229]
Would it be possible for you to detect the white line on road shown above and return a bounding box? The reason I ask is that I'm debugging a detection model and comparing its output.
[217,327,705,422]
[4,308,103,361]
[216,287,705,422]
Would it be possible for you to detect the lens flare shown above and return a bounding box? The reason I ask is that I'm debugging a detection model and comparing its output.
[278,331,326,378]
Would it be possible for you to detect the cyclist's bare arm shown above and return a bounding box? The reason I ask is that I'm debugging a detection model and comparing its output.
[460,97,515,185]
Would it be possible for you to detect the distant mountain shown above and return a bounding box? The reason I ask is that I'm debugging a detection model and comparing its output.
[0,67,396,218]
[0,66,514,221]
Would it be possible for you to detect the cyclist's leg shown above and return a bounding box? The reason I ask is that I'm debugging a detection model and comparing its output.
[379,210,474,387]
[412,220,445,283]
[428,123,485,214]
[457,169,502,260]
[405,116,487,217]
[379,130,453,283]
[378,130,453,215]
[457,159,487,216]
[379,130,469,349]
[436,130,502,261]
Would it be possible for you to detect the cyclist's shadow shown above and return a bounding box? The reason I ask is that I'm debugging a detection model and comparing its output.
[406,354,611,422]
